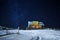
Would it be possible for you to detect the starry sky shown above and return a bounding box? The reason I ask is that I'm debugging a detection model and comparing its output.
[0,0,60,29]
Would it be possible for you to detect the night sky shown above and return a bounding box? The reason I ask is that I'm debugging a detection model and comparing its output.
[0,0,60,29]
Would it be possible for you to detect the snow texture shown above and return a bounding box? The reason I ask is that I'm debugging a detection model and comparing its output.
[0,29,60,40]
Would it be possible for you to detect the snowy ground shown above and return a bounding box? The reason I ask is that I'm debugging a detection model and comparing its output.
[0,29,60,40]
[0,30,6,35]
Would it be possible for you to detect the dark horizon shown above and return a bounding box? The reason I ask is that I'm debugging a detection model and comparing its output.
[0,0,60,29]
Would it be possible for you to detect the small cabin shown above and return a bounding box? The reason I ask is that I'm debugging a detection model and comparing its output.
[27,21,44,29]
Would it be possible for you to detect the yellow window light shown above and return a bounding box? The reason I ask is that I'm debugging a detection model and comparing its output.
[32,21,38,27]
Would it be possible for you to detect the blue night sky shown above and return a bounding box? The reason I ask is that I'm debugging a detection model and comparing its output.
[0,0,60,29]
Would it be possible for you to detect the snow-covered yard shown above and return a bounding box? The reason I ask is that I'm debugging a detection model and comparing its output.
[0,29,60,40]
